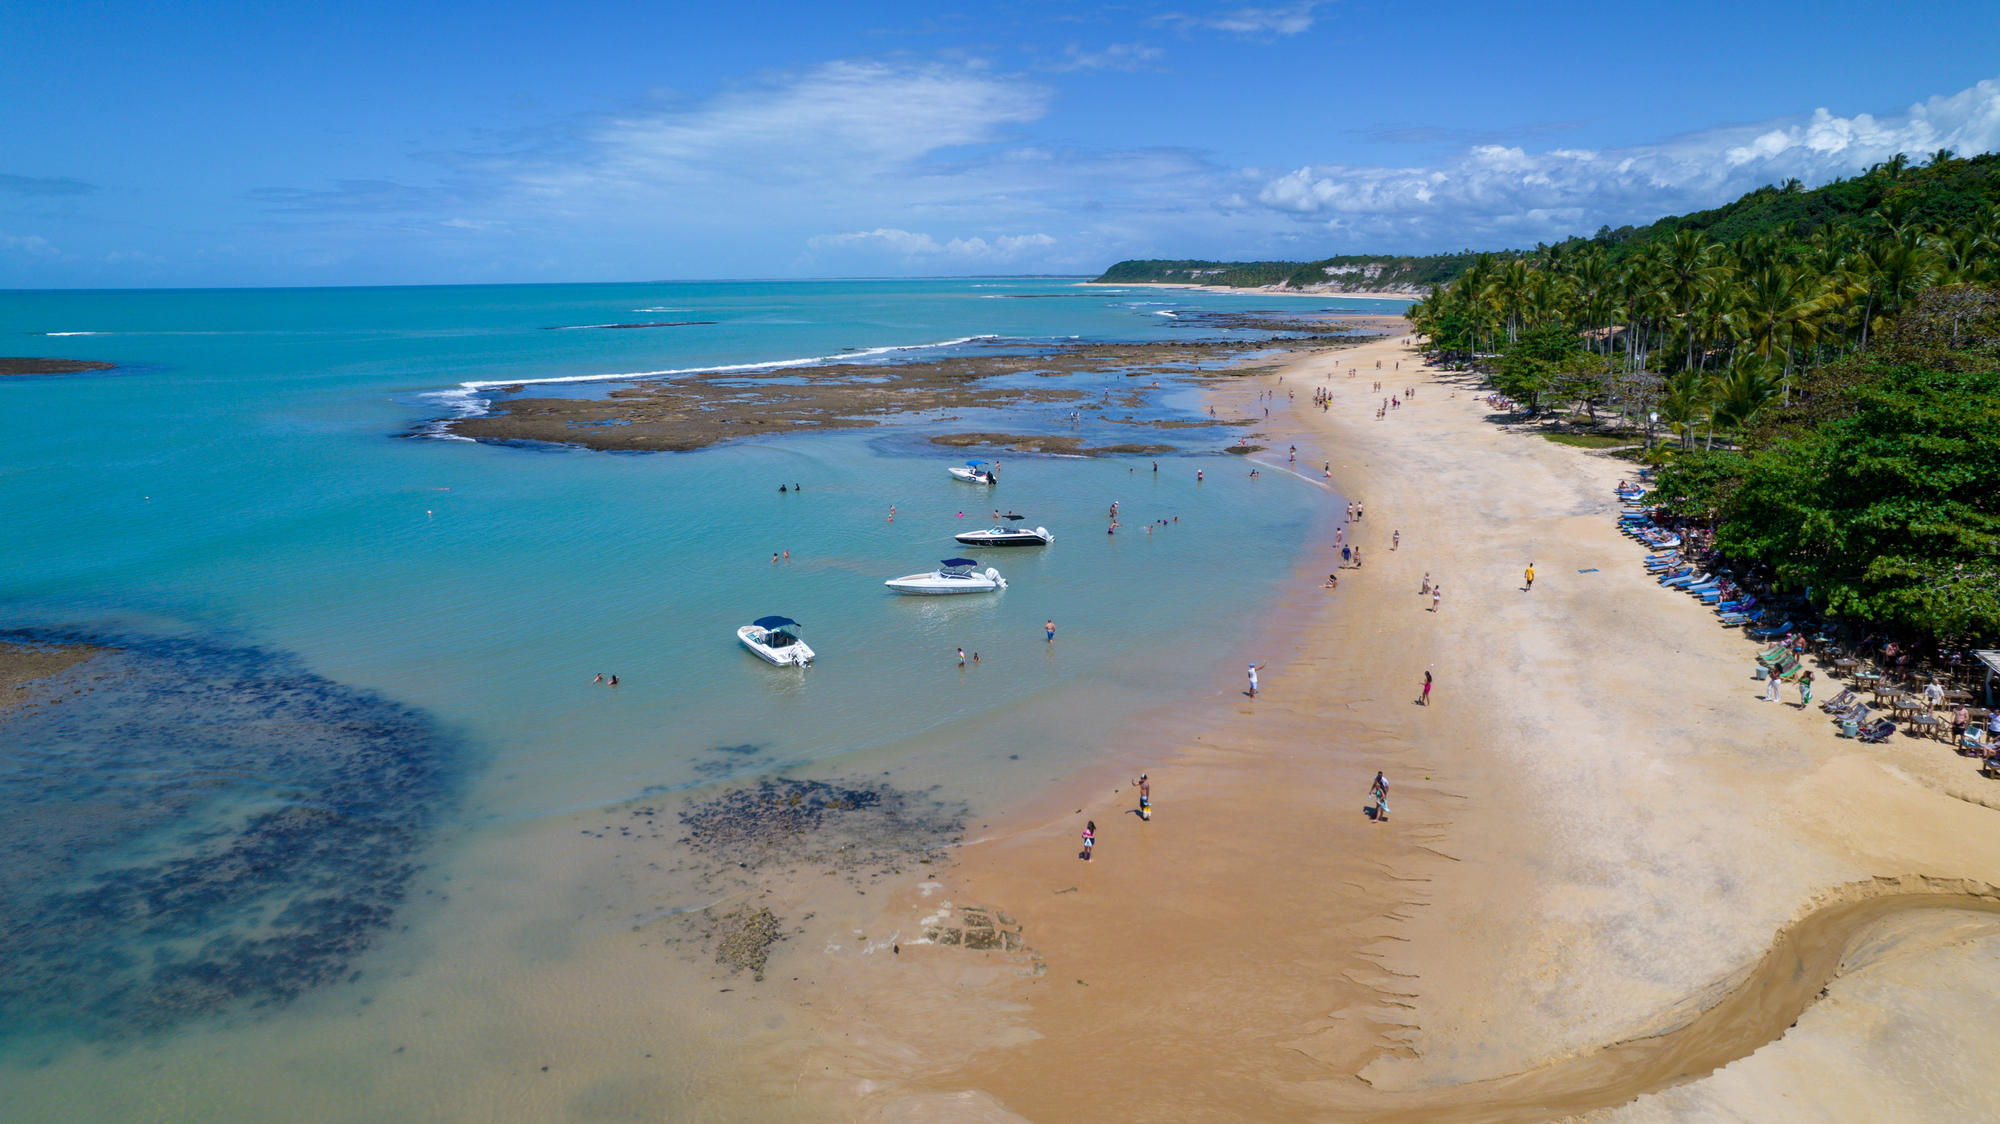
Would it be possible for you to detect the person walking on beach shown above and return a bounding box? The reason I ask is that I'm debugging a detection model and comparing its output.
[1392,529,1400,550]
[1370,772,1390,822]
[1352,545,1362,568]
[1797,670,1813,709]
[1431,585,1442,612]
[1082,821,1095,860]
[1420,669,1432,706]
[1133,774,1151,820]
[1421,573,1430,596]
[1763,667,1782,703]
[1341,544,1351,566]
[1046,619,1056,643]
[1524,563,1535,591]
[1247,663,1264,697]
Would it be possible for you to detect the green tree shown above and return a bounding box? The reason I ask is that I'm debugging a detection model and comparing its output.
[1718,363,2000,636]
[1492,323,1583,412]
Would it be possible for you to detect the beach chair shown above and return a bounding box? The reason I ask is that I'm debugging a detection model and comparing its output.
[1819,688,1857,713]
[1857,719,1897,744]
[1746,620,1793,640]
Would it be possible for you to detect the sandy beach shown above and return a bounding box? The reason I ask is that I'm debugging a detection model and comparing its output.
[771,327,2000,1122]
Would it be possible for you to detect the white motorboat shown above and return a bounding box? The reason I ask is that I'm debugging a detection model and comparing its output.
[738,615,815,666]
[955,514,1053,546]
[947,459,998,484]
[885,558,1007,595]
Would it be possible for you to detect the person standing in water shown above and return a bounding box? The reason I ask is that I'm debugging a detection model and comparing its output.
[1046,619,1056,643]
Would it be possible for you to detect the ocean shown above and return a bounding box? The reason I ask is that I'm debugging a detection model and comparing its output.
[1,278,1405,1120]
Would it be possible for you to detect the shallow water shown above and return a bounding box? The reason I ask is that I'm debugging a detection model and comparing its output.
[0,279,1400,1115]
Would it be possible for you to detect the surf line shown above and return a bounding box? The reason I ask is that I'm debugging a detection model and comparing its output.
[454,334,1003,394]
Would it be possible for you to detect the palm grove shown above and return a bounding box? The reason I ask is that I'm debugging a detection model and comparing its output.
[1408,149,2000,645]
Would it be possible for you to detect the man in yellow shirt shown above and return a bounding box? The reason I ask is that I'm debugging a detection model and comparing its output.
[1524,563,1536,591]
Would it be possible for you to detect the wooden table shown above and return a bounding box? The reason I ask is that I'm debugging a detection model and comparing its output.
[1906,715,1947,741]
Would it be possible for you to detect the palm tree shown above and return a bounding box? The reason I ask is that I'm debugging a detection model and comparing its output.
[1657,370,1710,451]
[1708,354,1783,447]
[1661,230,1723,372]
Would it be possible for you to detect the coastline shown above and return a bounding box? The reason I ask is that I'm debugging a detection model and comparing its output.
[1078,281,1427,300]
[780,325,2000,1122]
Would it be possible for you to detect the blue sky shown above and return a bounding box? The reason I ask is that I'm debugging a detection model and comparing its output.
[5,0,2000,287]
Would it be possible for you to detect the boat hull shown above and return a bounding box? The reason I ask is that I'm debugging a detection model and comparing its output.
[947,467,996,484]
[953,526,1052,546]
[884,568,1007,595]
[737,625,814,666]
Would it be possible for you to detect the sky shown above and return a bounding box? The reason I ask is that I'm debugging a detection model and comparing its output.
[5,0,2000,288]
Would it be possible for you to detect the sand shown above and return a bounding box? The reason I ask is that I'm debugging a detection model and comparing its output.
[771,328,2000,1122]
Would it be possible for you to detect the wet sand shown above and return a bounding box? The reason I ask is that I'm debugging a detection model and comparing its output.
[769,328,2000,1121]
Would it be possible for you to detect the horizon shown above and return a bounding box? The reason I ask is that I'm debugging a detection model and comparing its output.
[6,0,2000,289]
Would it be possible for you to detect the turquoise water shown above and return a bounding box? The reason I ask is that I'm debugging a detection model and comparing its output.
[1,279,1404,1111]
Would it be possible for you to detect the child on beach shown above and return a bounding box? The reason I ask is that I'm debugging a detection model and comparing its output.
[1420,670,1432,706]
[1325,574,1338,589]
[1133,774,1151,820]
[1082,821,1095,860]
[1524,563,1535,591]
[1370,773,1390,822]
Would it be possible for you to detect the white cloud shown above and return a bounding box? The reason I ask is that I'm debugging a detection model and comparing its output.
[1244,77,2000,245]
[807,228,1057,259]
[1042,42,1166,73]
[1157,2,1324,37]
[1,231,60,257]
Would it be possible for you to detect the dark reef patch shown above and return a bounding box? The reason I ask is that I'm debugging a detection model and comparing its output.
[0,358,117,377]
[675,777,963,875]
[0,629,458,1040]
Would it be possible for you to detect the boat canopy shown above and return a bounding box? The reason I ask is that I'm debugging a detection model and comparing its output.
[964,460,986,467]
[752,615,800,630]
[940,558,979,568]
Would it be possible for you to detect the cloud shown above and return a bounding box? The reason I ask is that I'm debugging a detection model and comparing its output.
[1244,76,2000,246]
[243,179,484,213]
[1156,2,1324,37]
[1041,42,1166,73]
[1,231,61,256]
[0,173,97,197]
[807,228,1057,259]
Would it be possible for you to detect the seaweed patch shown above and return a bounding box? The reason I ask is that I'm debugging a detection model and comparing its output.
[0,630,459,1040]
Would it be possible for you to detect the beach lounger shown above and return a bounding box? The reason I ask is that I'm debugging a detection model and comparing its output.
[1858,719,1897,744]
[1820,688,1857,713]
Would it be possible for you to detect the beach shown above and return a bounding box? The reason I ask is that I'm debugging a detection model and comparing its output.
[769,327,2000,1122]
[6,283,1999,1123]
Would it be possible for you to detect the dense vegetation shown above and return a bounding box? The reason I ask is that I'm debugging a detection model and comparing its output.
[1403,148,2000,643]
[1094,252,1510,292]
